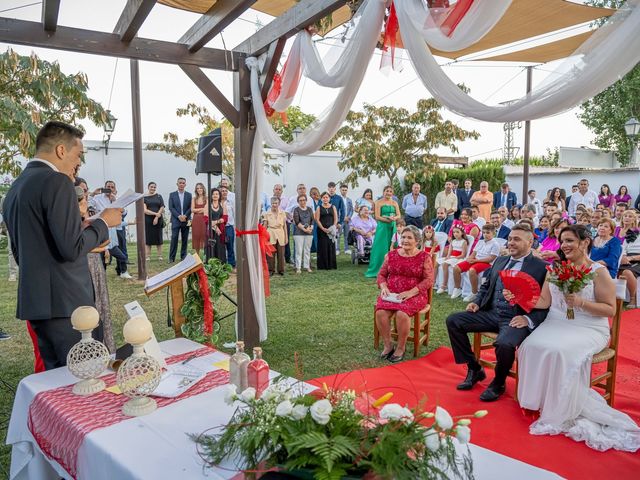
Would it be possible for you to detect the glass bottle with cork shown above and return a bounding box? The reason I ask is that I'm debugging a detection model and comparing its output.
[229,341,250,392]
[247,347,269,397]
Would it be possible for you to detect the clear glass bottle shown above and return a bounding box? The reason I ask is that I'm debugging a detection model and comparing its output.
[247,347,269,398]
[229,341,250,392]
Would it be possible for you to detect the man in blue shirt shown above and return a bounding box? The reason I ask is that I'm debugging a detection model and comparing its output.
[493,182,517,211]
[328,182,345,254]
[402,183,427,229]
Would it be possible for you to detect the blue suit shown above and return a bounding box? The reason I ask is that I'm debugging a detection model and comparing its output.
[456,188,474,218]
[493,191,518,211]
[430,217,453,234]
[496,224,511,240]
[168,190,192,262]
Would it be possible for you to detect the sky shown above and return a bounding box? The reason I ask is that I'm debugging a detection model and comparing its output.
[1,0,600,162]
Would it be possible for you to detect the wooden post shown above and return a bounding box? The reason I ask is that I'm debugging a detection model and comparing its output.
[522,66,533,202]
[170,282,186,337]
[130,58,147,280]
[233,58,260,349]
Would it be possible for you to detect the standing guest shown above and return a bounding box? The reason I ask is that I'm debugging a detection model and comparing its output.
[143,181,165,261]
[590,218,622,278]
[356,188,375,213]
[536,218,569,262]
[434,181,458,219]
[309,187,321,254]
[437,226,470,295]
[209,188,227,264]
[470,181,493,221]
[453,223,501,302]
[191,182,208,258]
[106,219,132,279]
[263,196,288,275]
[220,185,236,271]
[471,205,486,229]
[568,179,599,217]
[527,190,544,218]
[219,177,235,203]
[615,185,632,206]
[390,218,406,248]
[350,205,377,257]
[613,203,627,227]
[493,182,517,211]
[491,211,512,241]
[548,187,566,213]
[327,182,345,254]
[338,184,354,255]
[365,186,401,278]
[402,183,427,228]
[314,192,338,270]
[3,121,119,370]
[92,179,117,213]
[446,224,549,402]
[619,227,640,308]
[292,194,314,274]
[430,207,453,234]
[168,177,192,263]
[456,179,475,219]
[285,184,309,265]
[598,184,616,212]
[93,181,129,278]
[615,209,637,242]
[263,183,288,213]
[1,193,19,286]
[565,185,579,212]
[535,216,550,242]
[375,226,434,362]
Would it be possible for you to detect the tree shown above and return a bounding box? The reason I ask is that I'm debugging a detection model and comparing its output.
[334,98,480,187]
[0,49,109,175]
[579,0,640,165]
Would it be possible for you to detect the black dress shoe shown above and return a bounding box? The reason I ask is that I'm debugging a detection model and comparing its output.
[456,368,486,390]
[379,347,395,360]
[479,383,506,402]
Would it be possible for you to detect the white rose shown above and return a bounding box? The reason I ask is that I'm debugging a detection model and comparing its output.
[435,406,454,430]
[275,400,293,417]
[456,425,471,444]
[223,384,238,405]
[425,428,440,452]
[310,399,333,425]
[291,404,309,420]
[380,404,414,423]
[240,387,256,402]
[261,385,280,402]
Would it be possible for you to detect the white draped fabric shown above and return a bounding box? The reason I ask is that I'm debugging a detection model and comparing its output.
[395,0,640,121]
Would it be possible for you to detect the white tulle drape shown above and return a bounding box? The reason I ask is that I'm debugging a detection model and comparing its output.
[395,0,640,121]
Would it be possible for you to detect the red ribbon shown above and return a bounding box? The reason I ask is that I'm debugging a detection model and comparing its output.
[236,224,275,297]
[381,2,400,69]
[196,267,214,337]
[439,0,474,37]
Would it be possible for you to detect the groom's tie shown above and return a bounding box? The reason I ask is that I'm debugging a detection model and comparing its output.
[505,258,518,270]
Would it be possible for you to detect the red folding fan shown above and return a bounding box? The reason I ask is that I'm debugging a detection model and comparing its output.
[499,270,541,313]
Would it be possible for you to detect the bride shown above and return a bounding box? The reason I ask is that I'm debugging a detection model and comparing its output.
[509,224,640,452]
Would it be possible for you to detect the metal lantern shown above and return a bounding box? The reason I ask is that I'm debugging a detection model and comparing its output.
[624,117,640,138]
[67,306,110,396]
[117,315,161,417]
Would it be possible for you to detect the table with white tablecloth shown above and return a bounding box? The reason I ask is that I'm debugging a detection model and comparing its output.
[7,338,562,480]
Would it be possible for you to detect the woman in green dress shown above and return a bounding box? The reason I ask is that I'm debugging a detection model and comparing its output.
[365,186,401,278]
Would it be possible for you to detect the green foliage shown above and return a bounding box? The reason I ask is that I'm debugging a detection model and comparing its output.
[0,48,108,175]
[180,257,231,345]
[334,98,479,187]
[579,1,639,165]
[403,160,505,220]
[268,105,339,151]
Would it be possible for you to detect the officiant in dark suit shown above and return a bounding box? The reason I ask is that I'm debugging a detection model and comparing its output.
[3,121,122,370]
[168,177,192,263]
[446,224,549,401]
[456,178,475,219]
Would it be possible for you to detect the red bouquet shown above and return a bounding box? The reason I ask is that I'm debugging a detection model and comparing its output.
[546,261,596,319]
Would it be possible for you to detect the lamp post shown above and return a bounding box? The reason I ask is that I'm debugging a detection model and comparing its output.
[103,109,118,155]
[624,117,639,167]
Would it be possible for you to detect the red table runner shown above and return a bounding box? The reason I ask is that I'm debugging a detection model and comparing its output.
[27,346,230,479]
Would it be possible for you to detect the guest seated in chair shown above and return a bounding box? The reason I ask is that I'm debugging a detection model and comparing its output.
[375,226,434,363]
[446,224,549,402]
[590,218,622,279]
[618,227,640,308]
[350,205,377,256]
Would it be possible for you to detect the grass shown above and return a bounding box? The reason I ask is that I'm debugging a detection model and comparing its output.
[0,244,464,476]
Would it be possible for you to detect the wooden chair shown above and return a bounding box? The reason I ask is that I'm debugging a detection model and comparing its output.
[472,298,624,406]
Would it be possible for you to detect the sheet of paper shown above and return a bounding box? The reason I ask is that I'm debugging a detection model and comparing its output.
[212,359,229,371]
[144,254,198,292]
[87,189,143,220]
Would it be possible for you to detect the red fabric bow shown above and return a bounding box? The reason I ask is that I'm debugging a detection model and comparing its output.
[381,2,400,70]
[236,224,275,297]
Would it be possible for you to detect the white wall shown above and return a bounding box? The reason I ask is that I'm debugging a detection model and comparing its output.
[559,147,619,169]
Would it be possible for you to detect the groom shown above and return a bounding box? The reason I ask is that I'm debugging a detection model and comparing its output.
[446,224,549,401]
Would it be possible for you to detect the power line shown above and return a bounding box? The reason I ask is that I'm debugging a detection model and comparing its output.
[0,1,40,14]
[107,58,119,110]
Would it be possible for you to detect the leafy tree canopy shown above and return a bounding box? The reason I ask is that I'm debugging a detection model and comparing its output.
[0,48,109,176]
[334,98,480,187]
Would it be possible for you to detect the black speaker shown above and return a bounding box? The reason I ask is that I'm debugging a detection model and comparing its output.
[195,128,222,175]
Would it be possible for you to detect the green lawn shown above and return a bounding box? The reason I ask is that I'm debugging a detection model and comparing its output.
[0,244,464,476]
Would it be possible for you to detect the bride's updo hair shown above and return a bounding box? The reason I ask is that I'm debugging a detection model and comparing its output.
[557,224,593,261]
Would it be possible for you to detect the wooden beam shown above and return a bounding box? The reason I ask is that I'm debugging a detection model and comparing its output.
[0,17,237,71]
[179,0,257,53]
[179,64,240,127]
[234,0,347,56]
[114,0,157,42]
[130,59,147,281]
[41,0,60,32]
[260,37,286,101]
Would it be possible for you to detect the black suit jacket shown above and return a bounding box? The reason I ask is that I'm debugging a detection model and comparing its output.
[493,191,518,210]
[457,188,474,213]
[474,253,549,328]
[430,217,453,234]
[3,162,109,320]
[169,191,193,228]
[497,224,511,240]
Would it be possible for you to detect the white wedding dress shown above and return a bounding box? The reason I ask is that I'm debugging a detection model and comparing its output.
[517,263,640,452]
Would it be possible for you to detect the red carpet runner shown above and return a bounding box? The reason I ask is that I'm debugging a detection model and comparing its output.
[310,310,640,480]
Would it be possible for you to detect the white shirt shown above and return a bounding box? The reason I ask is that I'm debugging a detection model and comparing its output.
[473,217,486,229]
[93,193,113,213]
[473,238,501,260]
[568,190,599,216]
[30,158,59,172]
[503,218,515,229]
[177,191,185,215]
[528,197,543,218]
[224,197,235,226]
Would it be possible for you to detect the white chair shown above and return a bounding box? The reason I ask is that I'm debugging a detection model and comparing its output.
[434,232,448,289]
[614,278,629,303]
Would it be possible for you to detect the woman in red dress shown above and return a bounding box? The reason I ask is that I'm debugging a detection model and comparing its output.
[191,182,208,257]
[375,225,434,363]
